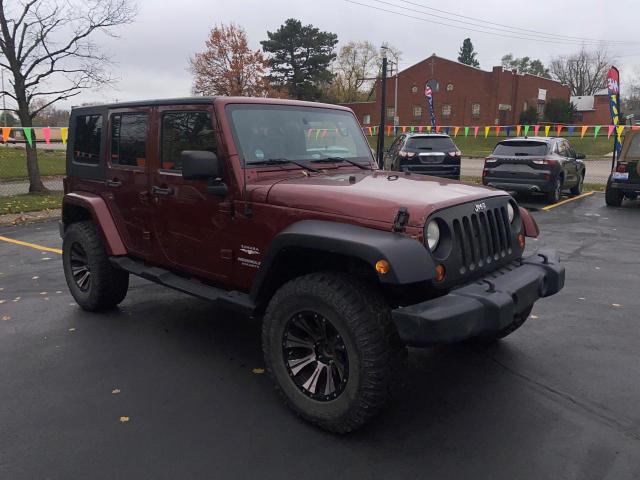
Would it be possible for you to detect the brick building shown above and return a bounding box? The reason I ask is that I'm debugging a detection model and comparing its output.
[571,89,612,125]
[342,54,570,128]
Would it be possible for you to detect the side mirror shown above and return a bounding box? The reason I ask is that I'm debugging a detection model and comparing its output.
[575,152,586,160]
[181,150,221,180]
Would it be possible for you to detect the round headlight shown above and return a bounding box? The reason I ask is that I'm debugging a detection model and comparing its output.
[426,220,440,251]
[507,203,515,223]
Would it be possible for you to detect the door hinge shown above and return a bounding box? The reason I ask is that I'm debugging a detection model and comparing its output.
[393,207,410,232]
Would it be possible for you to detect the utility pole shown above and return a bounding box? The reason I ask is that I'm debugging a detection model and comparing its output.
[376,47,388,168]
[1,69,6,127]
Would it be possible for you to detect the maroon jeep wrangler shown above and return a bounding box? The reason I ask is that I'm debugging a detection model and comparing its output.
[61,97,564,433]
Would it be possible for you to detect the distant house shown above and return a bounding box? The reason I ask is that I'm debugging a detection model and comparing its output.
[571,89,611,125]
[341,54,570,127]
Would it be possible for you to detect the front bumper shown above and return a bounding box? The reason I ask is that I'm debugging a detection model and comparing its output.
[391,250,564,346]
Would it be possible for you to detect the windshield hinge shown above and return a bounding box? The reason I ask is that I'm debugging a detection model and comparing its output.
[392,207,410,232]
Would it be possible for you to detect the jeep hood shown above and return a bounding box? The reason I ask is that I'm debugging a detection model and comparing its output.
[262,171,507,227]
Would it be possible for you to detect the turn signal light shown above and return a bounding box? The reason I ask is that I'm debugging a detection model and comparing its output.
[617,163,628,173]
[375,260,390,275]
[435,264,446,282]
[518,234,525,249]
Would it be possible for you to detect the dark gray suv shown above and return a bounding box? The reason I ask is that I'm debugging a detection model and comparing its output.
[482,137,586,203]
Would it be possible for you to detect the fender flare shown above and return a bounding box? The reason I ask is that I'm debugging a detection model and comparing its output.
[519,207,539,238]
[61,192,127,256]
[250,220,436,301]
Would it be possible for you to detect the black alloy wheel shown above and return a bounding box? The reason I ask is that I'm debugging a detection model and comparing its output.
[283,311,349,401]
[70,242,91,291]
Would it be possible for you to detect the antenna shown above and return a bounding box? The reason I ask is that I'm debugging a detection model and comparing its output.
[243,156,252,218]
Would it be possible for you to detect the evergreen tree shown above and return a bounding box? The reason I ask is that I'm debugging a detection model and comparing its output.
[457,38,479,67]
[261,19,338,100]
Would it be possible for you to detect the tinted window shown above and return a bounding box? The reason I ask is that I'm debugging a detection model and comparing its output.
[627,134,640,158]
[492,141,548,156]
[227,104,372,165]
[161,111,217,170]
[111,113,148,167]
[73,115,102,164]
[405,136,455,151]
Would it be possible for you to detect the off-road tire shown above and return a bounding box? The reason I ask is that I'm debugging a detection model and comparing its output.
[570,173,583,196]
[469,306,533,344]
[63,221,129,311]
[605,184,624,207]
[262,272,406,434]
[547,177,562,204]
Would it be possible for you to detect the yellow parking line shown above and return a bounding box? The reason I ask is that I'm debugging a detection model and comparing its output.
[0,235,62,254]
[542,191,595,211]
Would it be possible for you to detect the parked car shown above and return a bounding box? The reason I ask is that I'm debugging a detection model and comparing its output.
[605,129,640,206]
[60,97,564,433]
[383,133,461,180]
[483,137,586,203]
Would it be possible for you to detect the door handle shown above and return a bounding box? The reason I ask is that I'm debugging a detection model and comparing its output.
[105,178,122,187]
[151,185,174,196]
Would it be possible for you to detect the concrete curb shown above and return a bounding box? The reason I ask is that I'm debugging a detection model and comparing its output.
[0,208,60,226]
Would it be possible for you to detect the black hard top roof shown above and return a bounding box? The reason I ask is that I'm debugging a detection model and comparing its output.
[406,133,451,138]
[71,97,216,111]
[499,136,557,143]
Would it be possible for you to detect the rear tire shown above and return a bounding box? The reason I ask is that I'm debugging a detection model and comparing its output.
[570,173,583,196]
[262,272,406,434]
[547,177,562,204]
[605,184,624,207]
[63,221,129,311]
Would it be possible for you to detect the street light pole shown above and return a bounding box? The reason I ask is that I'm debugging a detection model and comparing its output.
[376,47,388,168]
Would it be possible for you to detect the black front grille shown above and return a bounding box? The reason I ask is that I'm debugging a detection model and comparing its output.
[452,205,513,274]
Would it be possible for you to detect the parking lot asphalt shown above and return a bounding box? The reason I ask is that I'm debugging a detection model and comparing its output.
[1,194,639,480]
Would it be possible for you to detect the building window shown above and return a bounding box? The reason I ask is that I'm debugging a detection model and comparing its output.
[362,114,371,125]
[537,103,544,118]
[426,79,439,93]
[73,115,102,165]
[575,112,584,122]
[412,105,422,118]
[471,103,481,118]
[110,113,148,167]
[161,111,216,171]
[411,85,418,94]
[386,107,395,119]
[442,104,452,118]
[446,83,454,92]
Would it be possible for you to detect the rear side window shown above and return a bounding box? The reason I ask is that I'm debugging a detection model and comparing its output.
[161,111,216,171]
[73,115,102,164]
[492,141,548,156]
[405,136,455,151]
[111,113,148,167]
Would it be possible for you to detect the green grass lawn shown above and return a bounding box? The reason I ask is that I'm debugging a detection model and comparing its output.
[0,148,65,180]
[0,191,63,215]
[367,133,616,159]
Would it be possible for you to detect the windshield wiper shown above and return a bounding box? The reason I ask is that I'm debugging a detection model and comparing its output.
[248,158,320,172]
[311,156,371,170]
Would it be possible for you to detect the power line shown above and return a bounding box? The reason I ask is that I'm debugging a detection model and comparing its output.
[345,0,639,47]
[389,0,637,45]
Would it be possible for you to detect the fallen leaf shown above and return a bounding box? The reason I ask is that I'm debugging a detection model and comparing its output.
[595,267,601,270]
[12,297,20,302]
[41,258,51,261]
[119,416,130,423]
[1,315,10,321]
[529,315,539,319]
[0,300,5,304]
[39,292,47,295]
[43,297,49,301]
[578,297,585,300]
[55,291,62,294]
[32,276,39,280]
[252,368,265,374]
[112,388,121,395]
[611,304,623,308]
[68,327,76,332]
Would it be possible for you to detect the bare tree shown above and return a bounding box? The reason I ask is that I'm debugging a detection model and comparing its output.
[0,0,137,193]
[550,47,613,96]
[330,41,377,103]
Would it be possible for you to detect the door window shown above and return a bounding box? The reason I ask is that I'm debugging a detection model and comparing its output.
[110,113,149,168]
[161,111,217,171]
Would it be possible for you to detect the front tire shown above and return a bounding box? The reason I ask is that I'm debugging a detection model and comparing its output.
[262,272,406,433]
[63,221,129,311]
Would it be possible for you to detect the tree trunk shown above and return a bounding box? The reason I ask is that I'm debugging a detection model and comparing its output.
[18,108,46,193]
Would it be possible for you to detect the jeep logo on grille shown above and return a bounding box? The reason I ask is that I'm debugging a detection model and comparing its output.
[474,202,487,213]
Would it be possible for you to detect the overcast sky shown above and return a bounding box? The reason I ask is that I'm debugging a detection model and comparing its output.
[52,0,640,108]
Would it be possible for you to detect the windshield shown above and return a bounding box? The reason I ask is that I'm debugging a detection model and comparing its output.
[492,141,548,156]
[405,136,455,151]
[227,104,374,166]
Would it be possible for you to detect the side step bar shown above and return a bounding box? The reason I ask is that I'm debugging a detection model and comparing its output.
[110,256,255,315]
